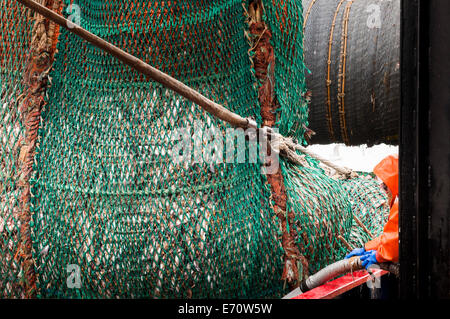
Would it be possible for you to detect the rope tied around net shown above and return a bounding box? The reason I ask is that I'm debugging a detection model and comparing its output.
[261,127,356,178]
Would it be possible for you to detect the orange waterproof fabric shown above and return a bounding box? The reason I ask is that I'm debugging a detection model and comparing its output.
[373,154,399,202]
[365,155,399,263]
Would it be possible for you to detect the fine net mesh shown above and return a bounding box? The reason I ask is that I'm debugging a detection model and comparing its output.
[281,158,353,275]
[263,0,309,140]
[32,0,285,299]
[1,0,390,299]
[343,176,390,249]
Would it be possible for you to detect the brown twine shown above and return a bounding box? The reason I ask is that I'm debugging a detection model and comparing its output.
[337,0,354,145]
[338,235,354,251]
[247,0,305,289]
[325,0,346,142]
[18,0,61,299]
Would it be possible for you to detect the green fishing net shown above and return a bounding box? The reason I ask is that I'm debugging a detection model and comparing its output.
[263,0,309,141]
[1,0,389,299]
[0,0,33,298]
[281,157,353,275]
[32,0,287,299]
[342,176,390,249]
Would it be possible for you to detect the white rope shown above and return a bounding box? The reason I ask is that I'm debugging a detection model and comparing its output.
[261,126,358,179]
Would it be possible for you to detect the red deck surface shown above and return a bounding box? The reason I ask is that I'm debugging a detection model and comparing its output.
[291,269,388,299]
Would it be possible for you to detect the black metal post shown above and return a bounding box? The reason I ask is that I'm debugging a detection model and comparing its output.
[400,0,450,299]
[427,0,450,299]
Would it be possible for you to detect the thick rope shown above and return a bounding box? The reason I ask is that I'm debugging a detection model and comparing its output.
[247,0,305,289]
[18,0,61,299]
[263,127,357,178]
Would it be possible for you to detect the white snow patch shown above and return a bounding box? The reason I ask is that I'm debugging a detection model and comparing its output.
[306,143,398,172]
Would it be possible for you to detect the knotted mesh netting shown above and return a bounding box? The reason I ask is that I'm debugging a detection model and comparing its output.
[343,175,390,249]
[1,0,389,299]
[0,0,33,298]
[31,0,289,299]
[281,158,353,275]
